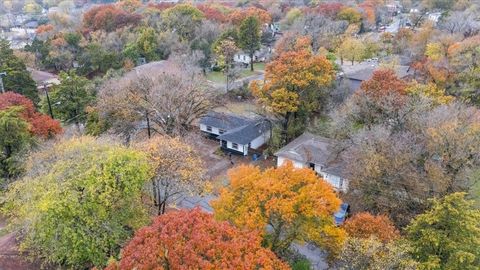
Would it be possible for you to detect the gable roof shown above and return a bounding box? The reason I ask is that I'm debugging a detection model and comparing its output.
[275,132,335,165]
[217,120,270,145]
[275,132,348,178]
[344,65,413,82]
[199,111,251,131]
[200,112,270,145]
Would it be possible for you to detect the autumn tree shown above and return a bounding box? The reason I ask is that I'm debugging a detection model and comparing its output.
[106,208,289,270]
[42,71,94,127]
[197,3,231,23]
[230,6,272,25]
[337,7,362,24]
[333,97,480,225]
[317,2,344,18]
[344,212,399,243]
[251,36,334,144]
[214,38,239,91]
[212,163,346,258]
[337,37,366,65]
[97,60,215,140]
[0,107,31,180]
[406,193,480,269]
[2,137,151,269]
[360,69,408,102]
[162,4,204,41]
[83,4,141,32]
[336,237,418,270]
[238,16,261,71]
[0,40,39,104]
[138,136,206,215]
[0,92,62,138]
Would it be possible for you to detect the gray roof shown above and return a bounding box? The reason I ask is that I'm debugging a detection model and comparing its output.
[275,132,347,178]
[217,120,270,145]
[344,65,413,82]
[200,111,251,131]
[200,112,270,145]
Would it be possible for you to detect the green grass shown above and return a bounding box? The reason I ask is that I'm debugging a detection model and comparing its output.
[206,63,266,84]
[206,72,226,83]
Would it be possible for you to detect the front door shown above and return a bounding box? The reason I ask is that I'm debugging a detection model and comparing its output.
[221,140,227,149]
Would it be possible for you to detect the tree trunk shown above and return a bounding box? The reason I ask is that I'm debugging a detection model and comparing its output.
[145,111,151,139]
[282,112,291,145]
[250,52,254,71]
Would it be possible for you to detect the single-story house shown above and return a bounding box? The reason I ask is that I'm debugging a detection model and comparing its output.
[340,62,414,93]
[275,132,348,192]
[200,112,271,156]
[234,47,271,65]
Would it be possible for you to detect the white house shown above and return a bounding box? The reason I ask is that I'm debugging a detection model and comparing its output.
[200,112,271,156]
[233,47,271,65]
[275,132,348,192]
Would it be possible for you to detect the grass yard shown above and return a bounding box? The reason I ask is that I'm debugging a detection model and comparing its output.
[206,63,266,84]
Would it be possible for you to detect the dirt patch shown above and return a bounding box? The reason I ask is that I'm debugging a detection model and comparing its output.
[0,215,43,270]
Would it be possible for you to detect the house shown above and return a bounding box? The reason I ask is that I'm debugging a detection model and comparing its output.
[199,112,271,156]
[233,47,271,65]
[340,61,414,93]
[275,132,348,192]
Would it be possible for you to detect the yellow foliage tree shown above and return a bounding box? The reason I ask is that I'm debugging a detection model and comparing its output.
[138,136,206,215]
[337,37,366,65]
[212,163,346,258]
[406,81,454,105]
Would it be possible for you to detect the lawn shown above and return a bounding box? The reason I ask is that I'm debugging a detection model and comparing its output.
[206,63,266,84]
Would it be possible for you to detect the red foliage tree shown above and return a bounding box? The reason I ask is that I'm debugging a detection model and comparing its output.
[344,212,400,243]
[106,208,289,270]
[317,2,344,18]
[197,4,229,23]
[146,2,174,11]
[0,92,62,138]
[83,4,141,32]
[360,69,408,103]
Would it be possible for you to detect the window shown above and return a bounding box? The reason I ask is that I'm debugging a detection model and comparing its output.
[206,126,212,132]
[232,143,238,150]
[339,178,344,189]
[219,129,225,134]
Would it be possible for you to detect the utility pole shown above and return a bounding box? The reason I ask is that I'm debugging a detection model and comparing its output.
[43,83,54,119]
[0,72,6,93]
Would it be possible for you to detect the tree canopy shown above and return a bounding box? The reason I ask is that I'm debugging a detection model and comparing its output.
[106,208,289,270]
[2,137,151,269]
[406,193,480,270]
[212,163,345,257]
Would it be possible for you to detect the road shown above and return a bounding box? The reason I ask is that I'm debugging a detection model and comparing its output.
[208,72,265,93]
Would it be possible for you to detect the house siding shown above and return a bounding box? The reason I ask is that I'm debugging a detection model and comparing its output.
[250,131,270,149]
[276,156,348,192]
[200,123,221,136]
[225,141,247,155]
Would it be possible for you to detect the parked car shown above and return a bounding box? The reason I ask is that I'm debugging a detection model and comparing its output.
[334,203,350,225]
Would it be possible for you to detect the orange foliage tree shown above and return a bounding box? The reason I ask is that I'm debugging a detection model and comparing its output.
[360,68,408,104]
[251,36,334,143]
[230,6,271,24]
[344,212,400,242]
[212,163,346,257]
[0,92,62,138]
[106,208,289,270]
